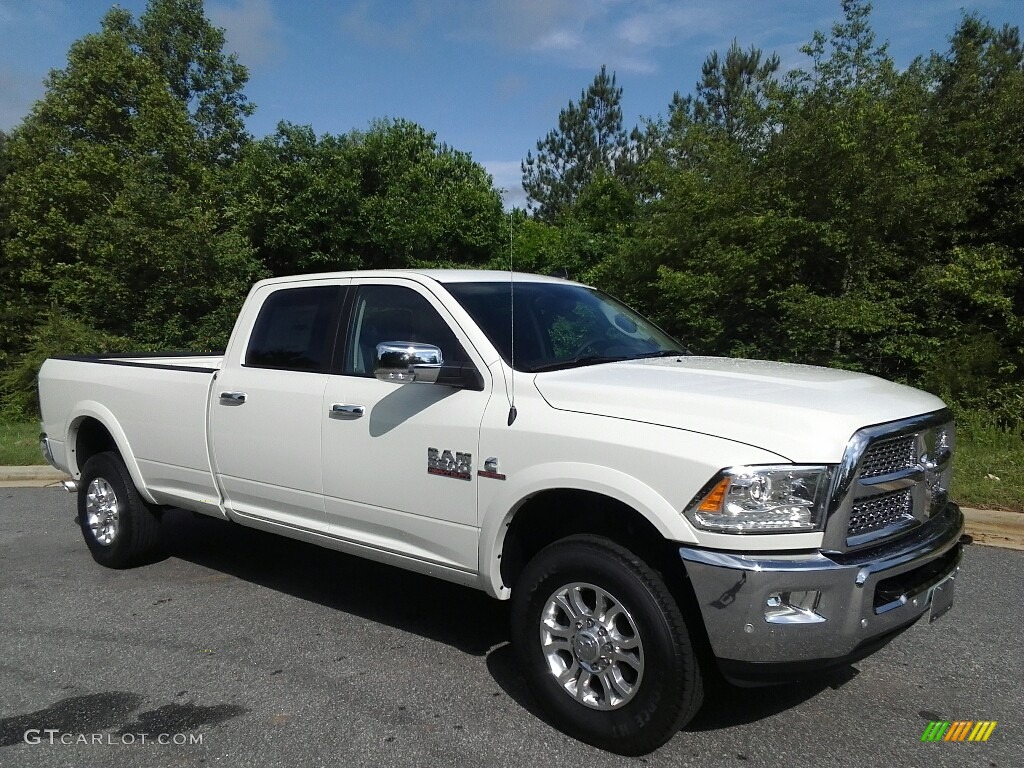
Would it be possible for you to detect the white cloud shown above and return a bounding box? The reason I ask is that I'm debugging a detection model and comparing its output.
[447,0,607,47]
[535,29,582,52]
[339,0,436,51]
[330,0,741,76]
[613,56,657,75]
[208,0,283,68]
[615,5,732,48]
[482,159,528,210]
[435,0,755,76]
[0,0,69,29]
[334,0,994,82]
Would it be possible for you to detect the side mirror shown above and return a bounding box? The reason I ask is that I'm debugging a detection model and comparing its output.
[374,341,443,384]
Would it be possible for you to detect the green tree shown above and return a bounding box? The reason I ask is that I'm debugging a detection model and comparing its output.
[522,66,630,221]
[350,119,504,268]
[617,39,789,356]
[760,0,945,375]
[914,15,1024,420]
[0,3,264,392]
[498,173,641,287]
[0,308,134,418]
[107,0,254,163]
[230,122,361,276]
[0,131,11,181]
[231,119,505,276]
[0,131,14,360]
[671,39,781,152]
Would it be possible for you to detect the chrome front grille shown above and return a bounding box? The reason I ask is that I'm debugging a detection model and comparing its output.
[848,489,914,537]
[859,435,916,478]
[823,409,956,552]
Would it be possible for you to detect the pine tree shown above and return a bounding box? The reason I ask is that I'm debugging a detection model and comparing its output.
[690,40,780,150]
[522,66,629,221]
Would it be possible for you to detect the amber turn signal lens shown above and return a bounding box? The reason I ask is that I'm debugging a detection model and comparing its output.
[697,477,730,513]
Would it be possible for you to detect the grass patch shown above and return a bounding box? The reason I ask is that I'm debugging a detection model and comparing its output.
[0,419,43,466]
[952,412,1023,513]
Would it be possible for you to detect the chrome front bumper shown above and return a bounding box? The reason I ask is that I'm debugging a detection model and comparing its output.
[680,502,964,683]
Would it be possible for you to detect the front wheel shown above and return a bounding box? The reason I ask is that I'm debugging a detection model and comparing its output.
[78,451,162,568]
[511,535,703,755]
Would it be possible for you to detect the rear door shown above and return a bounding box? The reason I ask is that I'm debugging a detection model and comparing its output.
[211,280,347,531]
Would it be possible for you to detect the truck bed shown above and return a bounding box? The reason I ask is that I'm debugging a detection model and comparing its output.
[39,353,224,516]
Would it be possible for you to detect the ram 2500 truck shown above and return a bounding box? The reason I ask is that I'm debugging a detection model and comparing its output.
[38,270,963,755]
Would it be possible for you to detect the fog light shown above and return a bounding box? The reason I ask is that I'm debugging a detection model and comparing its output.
[764,590,825,624]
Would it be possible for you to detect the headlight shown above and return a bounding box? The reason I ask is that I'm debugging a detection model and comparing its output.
[684,465,832,533]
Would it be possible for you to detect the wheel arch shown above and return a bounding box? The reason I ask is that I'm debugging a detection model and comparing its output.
[478,463,698,600]
[65,403,156,504]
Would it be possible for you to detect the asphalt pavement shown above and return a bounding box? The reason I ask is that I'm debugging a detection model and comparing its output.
[1,487,1020,768]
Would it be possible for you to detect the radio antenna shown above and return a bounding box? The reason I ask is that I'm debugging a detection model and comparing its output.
[507,212,517,426]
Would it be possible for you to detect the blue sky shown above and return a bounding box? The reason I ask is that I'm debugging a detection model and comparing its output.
[2,0,1022,208]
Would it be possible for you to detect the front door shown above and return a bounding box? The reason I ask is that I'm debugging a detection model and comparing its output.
[321,279,491,571]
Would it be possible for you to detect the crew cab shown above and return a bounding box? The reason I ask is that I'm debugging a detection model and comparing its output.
[38,270,963,754]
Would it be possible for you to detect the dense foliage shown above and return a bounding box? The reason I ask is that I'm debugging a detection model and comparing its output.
[0,0,1020,428]
[512,2,1024,427]
[230,119,503,276]
[0,0,263,386]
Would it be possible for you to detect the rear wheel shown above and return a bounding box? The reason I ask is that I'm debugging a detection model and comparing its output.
[78,451,162,568]
[511,535,703,755]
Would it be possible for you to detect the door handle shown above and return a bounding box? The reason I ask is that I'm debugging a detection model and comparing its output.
[219,391,247,404]
[330,403,365,419]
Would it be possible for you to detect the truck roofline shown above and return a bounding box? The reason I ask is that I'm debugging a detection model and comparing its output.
[249,268,587,289]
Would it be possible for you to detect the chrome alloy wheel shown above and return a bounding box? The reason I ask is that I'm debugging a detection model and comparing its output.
[85,477,120,546]
[540,582,645,710]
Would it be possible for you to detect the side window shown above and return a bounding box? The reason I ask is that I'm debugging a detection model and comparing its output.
[345,285,467,376]
[245,286,340,372]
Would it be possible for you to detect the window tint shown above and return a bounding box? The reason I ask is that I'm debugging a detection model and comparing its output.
[345,285,467,375]
[246,286,340,372]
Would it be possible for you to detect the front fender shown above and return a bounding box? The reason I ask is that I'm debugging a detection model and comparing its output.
[476,461,699,599]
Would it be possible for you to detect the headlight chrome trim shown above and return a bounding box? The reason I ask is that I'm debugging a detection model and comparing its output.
[684,464,834,534]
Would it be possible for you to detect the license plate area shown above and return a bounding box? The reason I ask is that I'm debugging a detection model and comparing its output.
[873,546,960,614]
[928,574,955,622]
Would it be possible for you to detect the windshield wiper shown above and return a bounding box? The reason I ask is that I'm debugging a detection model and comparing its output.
[529,355,627,373]
[628,350,688,360]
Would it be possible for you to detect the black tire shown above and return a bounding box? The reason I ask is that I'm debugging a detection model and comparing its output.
[511,535,703,755]
[78,451,162,568]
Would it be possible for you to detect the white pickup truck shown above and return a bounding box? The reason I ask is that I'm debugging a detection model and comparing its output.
[38,269,963,754]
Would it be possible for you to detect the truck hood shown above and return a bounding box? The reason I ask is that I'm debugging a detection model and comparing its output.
[532,356,946,463]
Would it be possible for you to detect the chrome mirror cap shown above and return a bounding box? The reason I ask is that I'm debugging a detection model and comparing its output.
[374,341,443,384]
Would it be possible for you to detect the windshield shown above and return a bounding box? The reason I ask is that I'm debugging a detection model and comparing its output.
[444,281,687,373]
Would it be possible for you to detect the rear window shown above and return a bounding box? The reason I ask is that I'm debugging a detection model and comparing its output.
[245,286,340,372]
